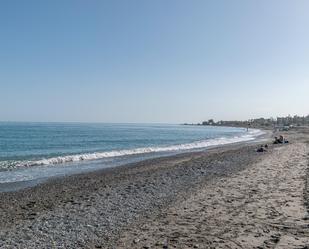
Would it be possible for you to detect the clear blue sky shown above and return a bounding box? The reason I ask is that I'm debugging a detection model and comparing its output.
[1,0,308,123]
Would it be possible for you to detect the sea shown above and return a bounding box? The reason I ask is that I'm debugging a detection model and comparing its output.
[0,122,263,190]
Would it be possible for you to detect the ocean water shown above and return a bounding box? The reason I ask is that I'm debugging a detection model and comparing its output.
[0,122,263,187]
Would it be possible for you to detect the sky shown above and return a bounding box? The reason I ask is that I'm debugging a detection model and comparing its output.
[0,0,309,123]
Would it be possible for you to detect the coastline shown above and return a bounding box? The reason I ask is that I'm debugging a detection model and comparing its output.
[0,128,269,193]
[116,128,309,249]
[1,128,308,248]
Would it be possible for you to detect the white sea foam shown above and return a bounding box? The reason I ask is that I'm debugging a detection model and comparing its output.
[11,129,264,169]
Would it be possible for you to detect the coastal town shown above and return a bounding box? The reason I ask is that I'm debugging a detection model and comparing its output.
[186,114,309,129]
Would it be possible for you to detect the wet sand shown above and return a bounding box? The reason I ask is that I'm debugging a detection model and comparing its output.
[0,128,308,248]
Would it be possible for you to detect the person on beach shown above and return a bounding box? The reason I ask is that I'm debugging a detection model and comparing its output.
[273,135,289,144]
[274,136,283,144]
[257,145,267,152]
[246,122,251,132]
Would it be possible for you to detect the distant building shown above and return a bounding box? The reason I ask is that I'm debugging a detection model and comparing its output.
[198,114,309,128]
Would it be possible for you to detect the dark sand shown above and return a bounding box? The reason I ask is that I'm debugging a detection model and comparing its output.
[0,129,308,248]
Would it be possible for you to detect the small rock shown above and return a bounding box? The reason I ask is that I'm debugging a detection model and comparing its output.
[133,238,140,244]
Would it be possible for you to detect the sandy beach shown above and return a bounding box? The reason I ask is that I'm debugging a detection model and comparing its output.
[2,1,309,248]
[0,128,308,248]
[116,128,309,249]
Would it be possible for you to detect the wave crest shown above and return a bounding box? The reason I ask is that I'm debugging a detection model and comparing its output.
[11,129,264,169]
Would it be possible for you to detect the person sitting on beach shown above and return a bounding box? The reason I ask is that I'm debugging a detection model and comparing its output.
[257,145,267,152]
[279,135,289,143]
[273,137,280,144]
[273,135,289,144]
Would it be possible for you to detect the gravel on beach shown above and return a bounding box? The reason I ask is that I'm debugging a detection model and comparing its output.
[0,128,308,248]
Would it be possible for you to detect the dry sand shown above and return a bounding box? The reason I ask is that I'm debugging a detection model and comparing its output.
[116,129,309,249]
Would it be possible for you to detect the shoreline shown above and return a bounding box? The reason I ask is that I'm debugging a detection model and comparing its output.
[0,131,273,248]
[3,128,308,248]
[0,129,270,193]
[116,127,309,248]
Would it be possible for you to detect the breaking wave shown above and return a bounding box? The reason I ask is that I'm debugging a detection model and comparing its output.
[6,129,264,169]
